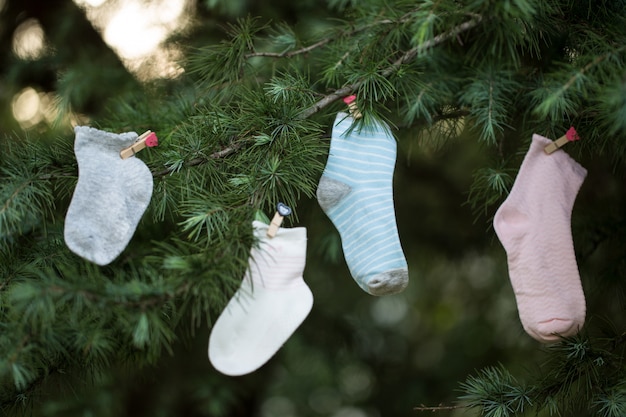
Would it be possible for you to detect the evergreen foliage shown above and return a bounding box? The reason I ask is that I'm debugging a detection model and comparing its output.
[1,0,626,415]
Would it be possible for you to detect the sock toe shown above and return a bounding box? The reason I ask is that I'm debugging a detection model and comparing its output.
[366,268,409,296]
[530,318,580,342]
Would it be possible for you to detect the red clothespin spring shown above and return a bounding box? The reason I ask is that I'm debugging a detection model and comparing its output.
[343,95,363,120]
[544,127,580,154]
[120,130,159,159]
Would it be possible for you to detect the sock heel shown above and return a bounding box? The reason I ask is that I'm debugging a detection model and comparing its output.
[494,205,530,249]
[316,176,351,212]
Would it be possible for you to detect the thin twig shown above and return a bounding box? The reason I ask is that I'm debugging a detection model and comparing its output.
[299,17,482,119]
[31,144,242,181]
[245,38,333,58]
[152,142,242,177]
[298,85,356,120]
[244,11,417,59]
[0,180,30,217]
[384,17,481,77]
[557,45,626,96]
[414,403,465,412]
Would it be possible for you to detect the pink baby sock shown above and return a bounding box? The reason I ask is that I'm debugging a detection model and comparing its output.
[493,134,587,343]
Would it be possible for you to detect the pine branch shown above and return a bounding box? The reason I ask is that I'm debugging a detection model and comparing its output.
[243,9,422,59]
[384,17,482,77]
[299,16,482,119]
[533,43,626,120]
[25,16,483,186]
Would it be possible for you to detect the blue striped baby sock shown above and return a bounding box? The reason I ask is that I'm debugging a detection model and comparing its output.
[317,112,409,295]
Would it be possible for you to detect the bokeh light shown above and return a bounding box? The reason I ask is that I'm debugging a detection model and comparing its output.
[74,0,191,80]
[11,87,63,129]
[74,0,108,7]
[370,296,408,326]
[12,18,46,60]
[261,396,297,417]
[12,87,42,127]
[103,2,168,59]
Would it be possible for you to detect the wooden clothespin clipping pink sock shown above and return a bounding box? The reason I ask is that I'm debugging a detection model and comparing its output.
[544,127,580,154]
[343,95,362,119]
[267,202,292,238]
[120,130,159,159]
[494,133,587,342]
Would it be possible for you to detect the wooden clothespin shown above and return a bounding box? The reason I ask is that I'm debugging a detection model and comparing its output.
[266,202,292,238]
[343,95,362,119]
[544,127,580,154]
[120,130,159,159]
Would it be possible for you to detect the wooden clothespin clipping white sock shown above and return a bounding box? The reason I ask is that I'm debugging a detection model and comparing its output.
[120,130,159,159]
[343,95,362,119]
[267,203,292,238]
[544,127,580,154]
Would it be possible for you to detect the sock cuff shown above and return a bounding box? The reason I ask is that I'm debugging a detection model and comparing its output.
[252,220,306,241]
[531,134,588,181]
[247,220,307,290]
[332,113,394,140]
[504,134,588,208]
[74,126,139,153]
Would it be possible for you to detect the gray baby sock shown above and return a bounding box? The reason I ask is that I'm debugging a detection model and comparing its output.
[64,126,153,265]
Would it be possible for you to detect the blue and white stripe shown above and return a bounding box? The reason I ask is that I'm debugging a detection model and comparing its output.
[317,113,409,295]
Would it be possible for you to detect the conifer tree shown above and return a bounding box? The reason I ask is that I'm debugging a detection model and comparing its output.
[1,0,626,416]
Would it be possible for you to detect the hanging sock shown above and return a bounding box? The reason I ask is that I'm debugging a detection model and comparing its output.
[64,126,154,265]
[316,112,409,296]
[208,221,313,376]
[493,134,587,343]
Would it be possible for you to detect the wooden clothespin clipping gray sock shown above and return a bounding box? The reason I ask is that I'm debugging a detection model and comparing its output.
[64,127,158,265]
[120,130,159,159]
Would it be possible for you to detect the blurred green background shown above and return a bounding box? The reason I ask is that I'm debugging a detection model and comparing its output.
[1,0,622,416]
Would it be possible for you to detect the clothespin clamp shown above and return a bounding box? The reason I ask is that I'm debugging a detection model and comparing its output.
[343,95,362,119]
[544,127,580,154]
[267,202,292,238]
[120,130,159,159]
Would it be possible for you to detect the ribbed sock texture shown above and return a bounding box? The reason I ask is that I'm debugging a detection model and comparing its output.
[208,221,313,376]
[317,113,408,296]
[64,126,153,265]
[493,134,587,343]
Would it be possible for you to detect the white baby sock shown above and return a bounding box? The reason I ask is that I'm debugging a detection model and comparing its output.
[64,126,153,265]
[208,220,313,376]
[493,134,587,343]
